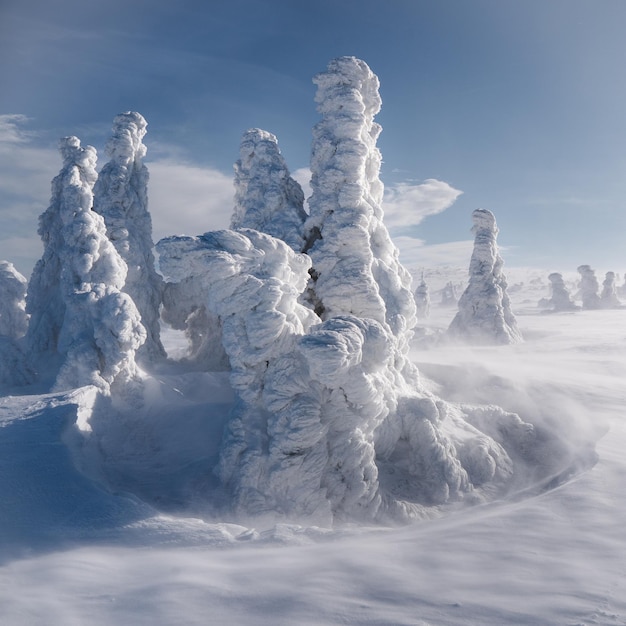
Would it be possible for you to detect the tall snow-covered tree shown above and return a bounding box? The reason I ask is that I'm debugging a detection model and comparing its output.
[302,56,417,362]
[26,136,146,394]
[577,265,601,310]
[0,261,28,339]
[231,128,307,252]
[448,209,522,344]
[93,112,165,362]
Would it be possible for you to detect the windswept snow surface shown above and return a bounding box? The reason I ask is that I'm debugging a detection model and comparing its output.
[1,282,625,625]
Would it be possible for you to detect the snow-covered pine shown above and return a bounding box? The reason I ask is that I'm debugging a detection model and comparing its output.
[231,128,307,252]
[93,112,165,362]
[600,271,621,309]
[26,136,146,394]
[302,56,417,365]
[0,261,28,339]
[577,265,601,310]
[414,274,431,319]
[545,272,578,312]
[448,208,522,344]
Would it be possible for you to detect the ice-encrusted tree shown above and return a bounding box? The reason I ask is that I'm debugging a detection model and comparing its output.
[576,265,601,310]
[26,136,146,394]
[93,112,165,362]
[440,281,458,307]
[544,272,578,312]
[414,273,430,319]
[231,128,307,252]
[302,56,417,366]
[600,271,621,308]
[0,261,28,339]
[448,209,522,344]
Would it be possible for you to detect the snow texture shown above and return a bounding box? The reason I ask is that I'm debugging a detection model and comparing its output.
[26,136,146,394]
[600,271,621,308]
[93,112,165,362]
[302,56,417,364]
[231,128,307,252]
[0,260,28,339]
[448,209,522,344]
[544,272,578,312]
[576,265,601,310]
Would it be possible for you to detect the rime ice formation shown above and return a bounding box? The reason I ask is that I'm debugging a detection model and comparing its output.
[26,137,146,393]
[153,58,534,524]
[158,228,524,522]
[302,56,417,363]
[576,265,601,310]
[0,261,28,339]
[544,272,578,312]
[93,112,165,361]
[600,271,621,308]
[414,274,431,319]
[449,209,522,344]
[231,128,307,252]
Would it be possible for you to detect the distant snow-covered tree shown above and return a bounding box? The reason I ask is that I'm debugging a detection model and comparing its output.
[543,272,578,312]
[231,128,307,252]
[0,261,28,339]
[414,273,430,319]
[440,281,458,307]
[599,271,621,308]
[577,265,601,310]
[93,112,165,362]
[27,136,145,394]
[448,209,522,344]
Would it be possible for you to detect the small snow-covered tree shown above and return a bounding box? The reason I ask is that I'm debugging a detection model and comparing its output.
[440,281,458,307]
[93,112,165,362]
[448,209,522,344]
[0,261,28,339]
[414,273,430,319]
[600,271,621,308]
[27,136,145,394]
[231,128,307,252]
[576,265,601,310]
[544,272,578,312]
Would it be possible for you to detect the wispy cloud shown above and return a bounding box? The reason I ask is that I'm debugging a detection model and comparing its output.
[392,236,473,270]
[382,179,462,232]
[146,157,234,242]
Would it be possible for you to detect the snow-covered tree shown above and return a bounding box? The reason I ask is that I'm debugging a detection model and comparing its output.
[576,265,601,310]
[448,209,522,344]
[600,271,621,308]
[302,56,417,365]
[414,273,430,319]
[440,281,458,307]
[231,128,307,252]
[26,136,145,394]
[93,112,165,362]
[0,261,28,339]
[543,272,578,312]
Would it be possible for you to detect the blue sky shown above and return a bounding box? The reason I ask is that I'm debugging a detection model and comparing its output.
[1,0,625,278]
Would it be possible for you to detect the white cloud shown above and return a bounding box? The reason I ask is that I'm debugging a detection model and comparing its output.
[146,159,234,242]
[291,167,312,205]
[382,179,462,231]
[391,236,473,270]
[0,114,33,144]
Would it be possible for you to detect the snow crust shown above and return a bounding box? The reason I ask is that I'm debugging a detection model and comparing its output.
[231,128,307,251]
[93,112,165,362]
[449,209,522,344]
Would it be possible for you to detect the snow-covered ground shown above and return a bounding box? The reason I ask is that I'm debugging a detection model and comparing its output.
[1,278,625,626]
